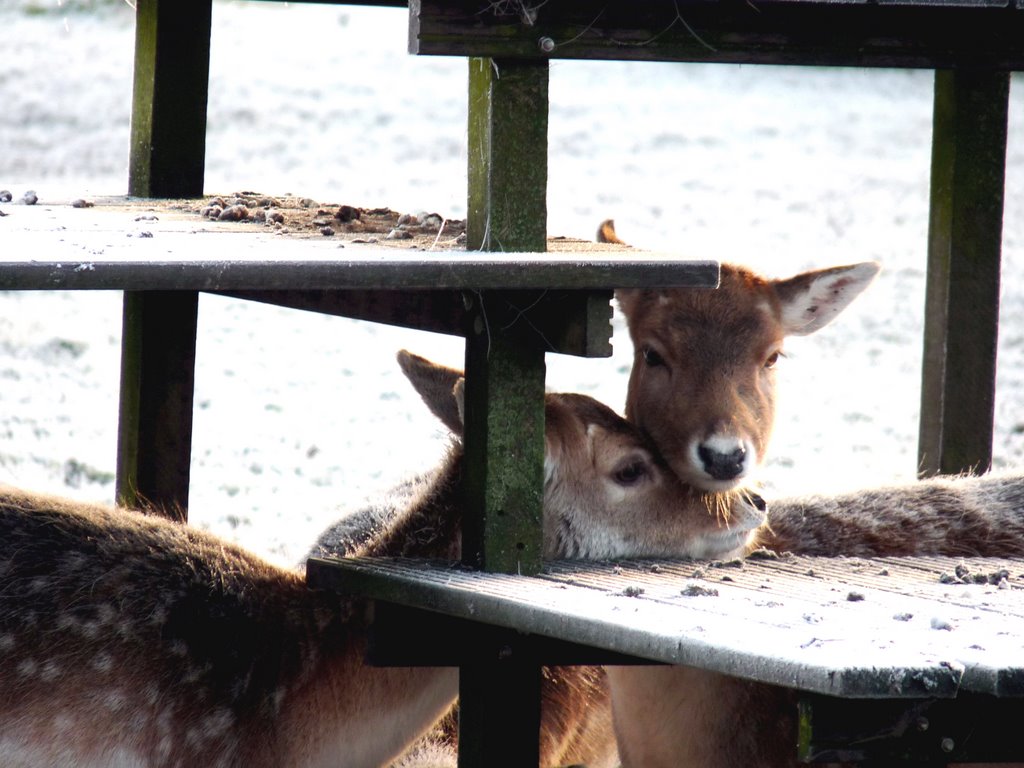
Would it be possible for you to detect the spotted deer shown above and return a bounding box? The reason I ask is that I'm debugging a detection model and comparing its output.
[0,350,765,768]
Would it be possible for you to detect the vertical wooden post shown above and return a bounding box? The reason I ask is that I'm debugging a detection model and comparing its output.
[129,0,212,198]
[458,658,542,768]
[116,291,199,520]
[460,54,550,767]
[918,69,1009,478]
[461,292,546,575]
[467,57,549,252]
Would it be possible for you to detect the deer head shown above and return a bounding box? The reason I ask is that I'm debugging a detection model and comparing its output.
[617,262,879,492]
[397,350,767,562]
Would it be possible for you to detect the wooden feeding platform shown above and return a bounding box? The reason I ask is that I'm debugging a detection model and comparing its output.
[307,551,1024,763]
[6,0,1024,764]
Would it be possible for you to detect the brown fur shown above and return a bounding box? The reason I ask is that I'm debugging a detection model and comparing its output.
[0,348,775,768]
[607,260,1024,768]
[617,261,878,493]
[595,218,627,245]
[761,472,1024,558]
[0,485,458,768]
[386,352,768,768]
[609,472,1024,768]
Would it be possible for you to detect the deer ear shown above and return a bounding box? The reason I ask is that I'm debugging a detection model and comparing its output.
[615,288,667,321]
[396,349,465,435]
[615,288,640,317]
[774,261,880,336]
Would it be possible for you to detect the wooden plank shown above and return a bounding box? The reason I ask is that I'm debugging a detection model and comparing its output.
[0,202,719,291]
[467,57,548,252]
[0,254,718,292]
[918,70,1009,477]
[366,601,651,666]
[458,659,542,768]
[221,288,615,357]
[411,0,1024,68]
[308,554,1024,698]
[800,692,1024,763]
[129,0,212,198]
[116,291,199,519]
[461,291,547,574]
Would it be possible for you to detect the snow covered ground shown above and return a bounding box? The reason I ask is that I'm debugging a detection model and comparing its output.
[3,0,1024,566]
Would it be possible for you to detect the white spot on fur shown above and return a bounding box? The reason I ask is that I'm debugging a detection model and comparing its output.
[103,689,130,712]
[96,603,117,625]
[39,660,61,682]
[63,550,87,571]
[204,708,234,737]
[168,640,188,657]
[148,605,168,626]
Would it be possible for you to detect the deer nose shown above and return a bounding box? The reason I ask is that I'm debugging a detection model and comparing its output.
[697,442,747,481]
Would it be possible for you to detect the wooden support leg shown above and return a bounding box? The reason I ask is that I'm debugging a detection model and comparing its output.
[458,659,542,768]
[129,0,212,198]
[457,291,546,766]
[467,58,549,252]
[800,693,1024,764]
[461,290,547,575]
[462,51,550,768]
[918,69,1009,478]
[116,291,199,520]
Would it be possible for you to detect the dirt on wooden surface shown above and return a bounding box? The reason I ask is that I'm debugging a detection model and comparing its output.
[24,191,637,254]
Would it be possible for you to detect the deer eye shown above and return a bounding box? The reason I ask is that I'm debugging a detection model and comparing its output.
[764,351,782,369]
[613,458,649,486]
[642,346,666,367]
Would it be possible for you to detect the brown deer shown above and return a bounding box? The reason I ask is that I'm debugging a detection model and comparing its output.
[0,350,764,768]
[383,349,1024,768]
[617,260,880,492]
[607,259,1024,767]
[607,471,1024,768]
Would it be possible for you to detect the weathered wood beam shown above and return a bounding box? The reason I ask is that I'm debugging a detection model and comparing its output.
[116,291,199,520]
[219,288,615,357]
[458,659,541,768]
[249,0,406,5]
[467,57,549,252]
[412,0,1024,69]
[800,693,1024,763]
[918,70,1009,478]
[129,0,212,198]
[461,291,547,575]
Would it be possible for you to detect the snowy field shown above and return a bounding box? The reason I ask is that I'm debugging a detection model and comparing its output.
[3,0,1024,567]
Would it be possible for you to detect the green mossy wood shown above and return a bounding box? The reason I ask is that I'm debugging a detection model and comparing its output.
[412,0,1024,68]
[461,291,547,575]
[467,57,549,252]
[129,0,212,198]
[116,291,199,520]
[919,70,1009,478]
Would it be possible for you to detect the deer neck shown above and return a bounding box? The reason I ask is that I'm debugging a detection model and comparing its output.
[278,450,468,765]
[358,444,464,561]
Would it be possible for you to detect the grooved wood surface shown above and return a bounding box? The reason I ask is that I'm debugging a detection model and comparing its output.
[0,198,717,291]
[308,553,1024,698]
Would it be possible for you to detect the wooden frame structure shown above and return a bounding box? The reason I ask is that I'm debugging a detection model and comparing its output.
[100,0,1024,764]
